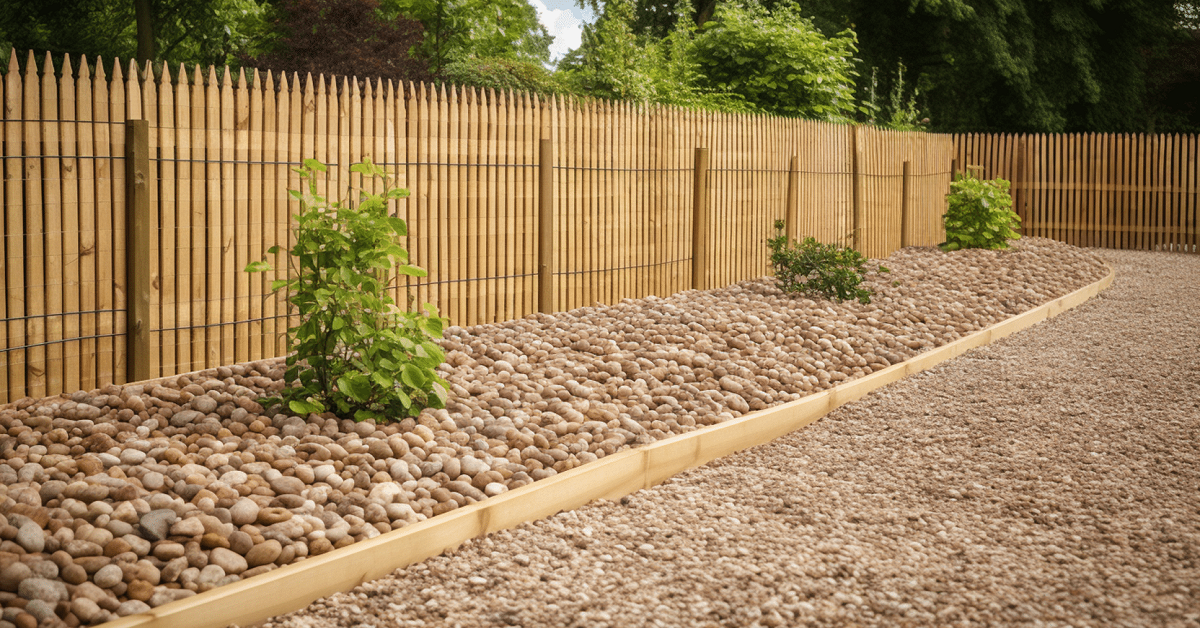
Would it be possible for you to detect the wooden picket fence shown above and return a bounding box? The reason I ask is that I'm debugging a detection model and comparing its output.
[953,133,1200,252]
[1,50,957,404]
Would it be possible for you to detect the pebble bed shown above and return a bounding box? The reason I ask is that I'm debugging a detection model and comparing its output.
[0,238,1107,628]
[266,248,1198,628]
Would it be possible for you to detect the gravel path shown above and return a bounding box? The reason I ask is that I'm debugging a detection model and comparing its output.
[266,248,1200,628]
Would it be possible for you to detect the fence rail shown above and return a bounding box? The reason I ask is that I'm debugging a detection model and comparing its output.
[2,49,952,403]
[953,133,1200,253]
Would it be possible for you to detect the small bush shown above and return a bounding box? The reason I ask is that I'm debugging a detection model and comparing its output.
[767,220,887,304]
[440,56,564,96]
[246,158,449,423]
[941,171,1021,251]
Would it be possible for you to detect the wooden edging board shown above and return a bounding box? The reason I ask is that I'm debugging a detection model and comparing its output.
[101,263,1115,628]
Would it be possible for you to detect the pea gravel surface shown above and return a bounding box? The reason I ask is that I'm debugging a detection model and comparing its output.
[265,249,1199,628]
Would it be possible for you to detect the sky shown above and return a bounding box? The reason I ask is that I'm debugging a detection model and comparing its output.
[528,0,597,62]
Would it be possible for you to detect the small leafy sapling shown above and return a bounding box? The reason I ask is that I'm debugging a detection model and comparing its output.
[767,220,888,304]
[246,158,449,423]
[940,170,1021,251]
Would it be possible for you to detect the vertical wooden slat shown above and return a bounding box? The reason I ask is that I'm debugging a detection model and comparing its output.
[23,51,47,396]
[98,59,119,385]
[231,69,249,364]
[58,55,82,393]
[41,53,66,394]
[156,62,177,379]
[76,56,97,391]
[434,85,449,319]
[691,147,709,291]
[172,65,192,372]
[502,90,516,319]
[217,67,236,365]
[261,71,278,359]
[125,119,151,383]
[449,85,465,326]
[191,66,208,369]
[3,52,23,401]
[466,86,481,325]
[245,70,263,361]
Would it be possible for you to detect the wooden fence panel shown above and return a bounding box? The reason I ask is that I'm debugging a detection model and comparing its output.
[7,52,1194,403]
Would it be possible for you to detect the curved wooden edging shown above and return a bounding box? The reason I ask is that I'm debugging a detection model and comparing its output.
[101,264,1115,628]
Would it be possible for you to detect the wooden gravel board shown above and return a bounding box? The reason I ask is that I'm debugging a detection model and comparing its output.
[99,263,1114,628]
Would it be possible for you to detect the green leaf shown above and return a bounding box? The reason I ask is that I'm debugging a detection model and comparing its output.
[244,260,272,273]
[401,363,427,389]
[304,158,328,172]
[289,399,324,415]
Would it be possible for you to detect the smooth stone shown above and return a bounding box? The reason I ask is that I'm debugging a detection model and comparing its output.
[484,482,507,497]
[14,523,44,554]
[219,471,248,487]
[122,534,152,557]
[228,531,253,556]
[197,564,225,586]
[22,600,55,623]
[147,587,196,608]
[61,563,88,585]
[104,538,133,558]
[191,396,218,414]
[119,449,147,465]
[312,465,336,482]
[71,598,103,623]
[116,600,152,617]
[169,410,204,428]
[208,548,247,575]
[367,482,403,504]
[126,580,155,602]
[138,510,177,542]
[229,499,260,526]
[141,472,165,491]
[17,577,67,604]
[245,540,282,568]
[152,542,186,561]
[256,508,292,525]
[0,562,32,592]
[268,476,305,496]
[92,564,124,589]
[161,556,188,583]
[200,533,230,550]
[169,518,205,537]
[64,539,103,558]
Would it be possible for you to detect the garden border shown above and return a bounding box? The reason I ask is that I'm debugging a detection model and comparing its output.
[100,263,1115,628]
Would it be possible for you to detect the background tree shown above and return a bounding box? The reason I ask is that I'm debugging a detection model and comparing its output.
[245,0,432,84]
[0,0,270,68]
[382,0,552,74]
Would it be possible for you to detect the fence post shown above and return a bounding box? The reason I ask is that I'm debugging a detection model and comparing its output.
[900,160,911,248]
[537,138,555,313]
[851,127,864,252]
[691,147,710,291]
[785,155,799,242]
[1014,137,1026,237]
[125,120,152,383]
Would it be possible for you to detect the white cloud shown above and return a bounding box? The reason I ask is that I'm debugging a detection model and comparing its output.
[529,0,585,62]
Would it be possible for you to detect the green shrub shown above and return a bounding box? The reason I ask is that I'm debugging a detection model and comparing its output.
[941,171,1021,251]
[441,56,564,96]
[246,158,449,423]
[767,220,886,304]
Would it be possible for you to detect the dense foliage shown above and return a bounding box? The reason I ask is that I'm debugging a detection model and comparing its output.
[245,159,449,423]
[3,0,1194,132]
[940,171,1021,252]
[382,0,551,74]
[688,2,860,120]
[767,220,884,304]
[0,0,270,67]
[440,56,563,95]
[245,0,431,84]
